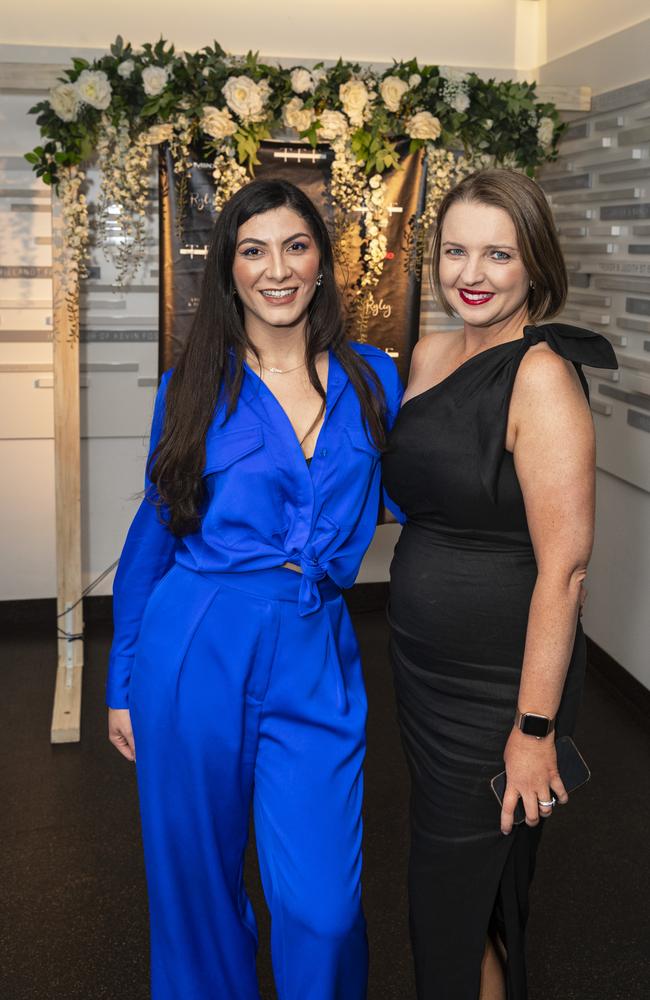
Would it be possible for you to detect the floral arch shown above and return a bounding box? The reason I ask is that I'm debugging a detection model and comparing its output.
[27,37,563,319]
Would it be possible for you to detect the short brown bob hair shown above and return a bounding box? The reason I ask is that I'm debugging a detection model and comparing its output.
[430,169,567,323]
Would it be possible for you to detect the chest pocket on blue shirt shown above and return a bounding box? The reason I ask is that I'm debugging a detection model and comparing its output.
[329,426,380,528]
[345,426,380,462]
[202,423,286,546]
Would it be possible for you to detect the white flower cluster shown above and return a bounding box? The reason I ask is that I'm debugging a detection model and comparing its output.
[421,146,472,234]
[360,172,390,289]
[49,64,170,124]
[50,69,112,122]
[96,115,151,284]
[282,97,314,134]
[537,116,554,149]
[142,65,169,97]
[440,67,471,114]
[329,136,366,215]
[211,144,248,213]
[49,84,81,123]
[289,66,327,94]
[167,113,195,180]
[380,76,409,113]
[223,75,271,123]
[56,166,90,304]
[339,79,372,127]
[316,110,349,141]
[378,73,429,122]
[406,111,442,141]
[200,106,237,140]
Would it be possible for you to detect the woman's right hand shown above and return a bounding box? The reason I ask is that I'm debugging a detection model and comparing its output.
[108,708,136,762]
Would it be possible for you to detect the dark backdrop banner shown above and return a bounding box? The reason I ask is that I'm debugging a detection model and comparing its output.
[159,139,426,382]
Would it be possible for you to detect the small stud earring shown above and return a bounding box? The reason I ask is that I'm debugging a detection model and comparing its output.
[529,280,535,290]
[316,273,323,287]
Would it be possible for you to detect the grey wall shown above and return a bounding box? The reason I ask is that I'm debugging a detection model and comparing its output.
[538,79,650,688]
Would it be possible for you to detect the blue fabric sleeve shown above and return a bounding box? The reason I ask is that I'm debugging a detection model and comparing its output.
[106,372,177,709]
[381,355,407,525]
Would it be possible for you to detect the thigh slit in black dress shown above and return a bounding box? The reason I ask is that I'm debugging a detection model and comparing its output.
[382,324,617,999]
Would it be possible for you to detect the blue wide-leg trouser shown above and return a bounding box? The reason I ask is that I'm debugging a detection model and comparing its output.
[128,564,369,1000]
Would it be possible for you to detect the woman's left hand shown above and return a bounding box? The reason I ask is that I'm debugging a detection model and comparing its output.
[500,728,569,835]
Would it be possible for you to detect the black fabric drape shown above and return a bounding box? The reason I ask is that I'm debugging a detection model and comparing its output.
[158,139,426,382]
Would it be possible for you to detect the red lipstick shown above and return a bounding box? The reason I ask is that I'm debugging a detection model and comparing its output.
[458,289,495,306]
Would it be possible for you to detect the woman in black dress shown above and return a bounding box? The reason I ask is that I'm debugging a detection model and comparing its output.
[382,170,617,999]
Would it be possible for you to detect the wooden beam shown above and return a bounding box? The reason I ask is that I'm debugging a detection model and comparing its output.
[50,184,84,744]
[0,61,66,92]
[536,85,592,112]
[0,59,592,113]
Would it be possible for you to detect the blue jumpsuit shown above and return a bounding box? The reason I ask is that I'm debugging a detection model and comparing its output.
[107,344,403,1000]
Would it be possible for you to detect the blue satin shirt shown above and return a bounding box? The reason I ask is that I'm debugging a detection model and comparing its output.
[107,343,403,708]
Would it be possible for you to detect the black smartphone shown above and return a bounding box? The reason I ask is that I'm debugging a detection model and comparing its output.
[490,735,591,825]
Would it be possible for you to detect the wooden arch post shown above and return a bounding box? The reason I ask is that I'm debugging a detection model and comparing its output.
[50,186,84,743]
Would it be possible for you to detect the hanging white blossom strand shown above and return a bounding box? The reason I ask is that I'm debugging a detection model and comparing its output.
[96,115,151,285]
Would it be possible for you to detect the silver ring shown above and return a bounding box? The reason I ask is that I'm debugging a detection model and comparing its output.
[538,798,556,808]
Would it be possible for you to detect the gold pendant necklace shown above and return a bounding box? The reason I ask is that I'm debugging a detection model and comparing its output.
[264,361,306,375]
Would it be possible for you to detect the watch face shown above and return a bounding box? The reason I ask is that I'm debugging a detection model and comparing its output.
[522,713,550,738]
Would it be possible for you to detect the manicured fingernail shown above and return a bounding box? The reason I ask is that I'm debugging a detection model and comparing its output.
[501,830,510,836]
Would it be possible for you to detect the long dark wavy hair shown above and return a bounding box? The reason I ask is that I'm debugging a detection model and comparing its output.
[150,178,387,536]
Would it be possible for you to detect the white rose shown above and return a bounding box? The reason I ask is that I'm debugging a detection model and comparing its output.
[144,123,174,145]
[49,82,80,123]
[291,67,314,94]
[200,105,238,139]
[406,111,442,140]
[223,75,265,121]
[282,96,314,133]
[450,91,470,114]
[408,74,421,90]
[369,174,382,189]
[311,67,327,87]
[316,110,348,141]
[74,69,112,111]
[257,78,272,103]
[537,116,554,148]
[339,79,369,127]
[142,65,169,98]
[117,59,135,79]
[380,75,409,113]
[439,66,467,84]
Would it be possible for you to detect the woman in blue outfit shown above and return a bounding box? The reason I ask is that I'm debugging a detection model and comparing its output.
[107,179,402,1000]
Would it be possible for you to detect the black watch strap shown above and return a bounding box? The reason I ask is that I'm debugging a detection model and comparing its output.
[514,709,555,739]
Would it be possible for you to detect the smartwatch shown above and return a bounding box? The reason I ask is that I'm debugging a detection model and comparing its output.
[514,709,555,739]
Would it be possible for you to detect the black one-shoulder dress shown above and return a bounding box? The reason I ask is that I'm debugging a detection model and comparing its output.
[382,324,617,999]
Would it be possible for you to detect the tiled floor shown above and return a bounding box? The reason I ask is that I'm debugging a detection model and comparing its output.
[1,608,648,999]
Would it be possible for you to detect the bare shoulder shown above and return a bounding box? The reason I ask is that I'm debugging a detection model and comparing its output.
[513,342,587,411]
[509,342,593,452]
[410,330,461,373]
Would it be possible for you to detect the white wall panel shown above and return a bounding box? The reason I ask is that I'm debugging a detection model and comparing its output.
[583,470,650,689]
[81,435,152,596]
[538,19,650,96]
[0,438,55,599]
[546,1,650,64]
[0,370,54,438]
[1,3,519,70]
